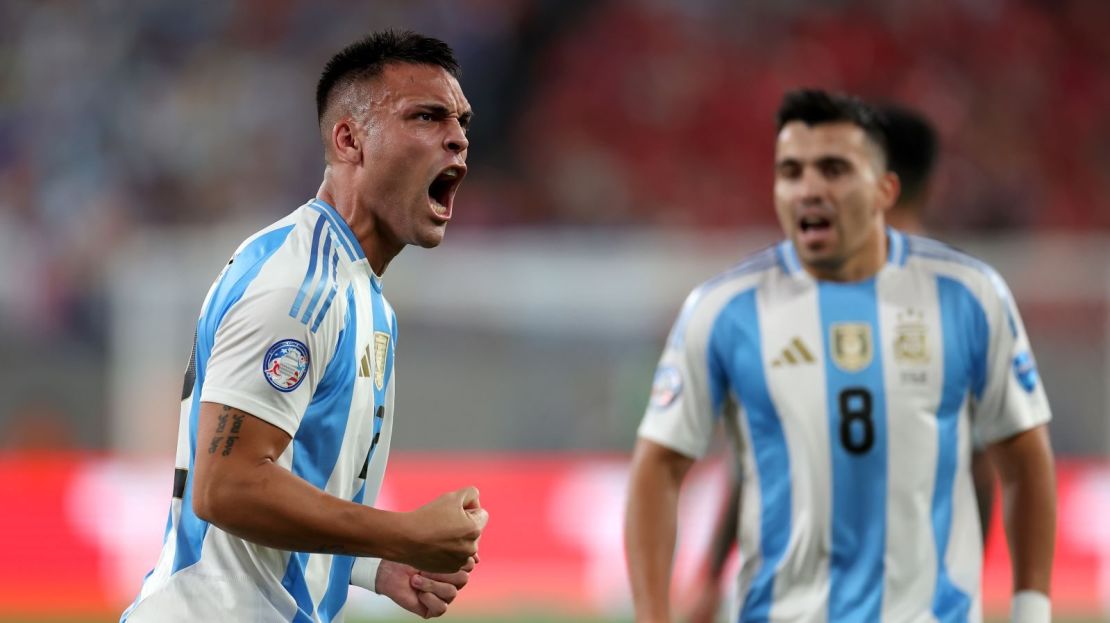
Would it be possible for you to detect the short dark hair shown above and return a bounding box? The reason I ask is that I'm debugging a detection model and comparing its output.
[776,89,889,165]
[876,103,938,204]
[316,30,459,125]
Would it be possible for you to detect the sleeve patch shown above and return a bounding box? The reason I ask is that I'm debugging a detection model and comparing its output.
[1012,351,1038,393]
[649,365,683,409]
[263,339,310,392]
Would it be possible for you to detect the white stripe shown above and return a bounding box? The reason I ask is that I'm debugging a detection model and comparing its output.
[877,270,943,621]
[757,277,829,622]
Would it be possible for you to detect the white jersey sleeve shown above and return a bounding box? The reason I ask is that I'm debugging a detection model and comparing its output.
[200,278,345,437]
[971,271,1052,445]
[638,285,735,459]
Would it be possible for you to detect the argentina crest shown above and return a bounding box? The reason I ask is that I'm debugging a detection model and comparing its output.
[830,323,872,372]
[373,331,390,391]
[893,308,929,365]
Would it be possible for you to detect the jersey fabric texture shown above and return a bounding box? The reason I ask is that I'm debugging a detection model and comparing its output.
[123,198,397,622]
[639,230,1051,623]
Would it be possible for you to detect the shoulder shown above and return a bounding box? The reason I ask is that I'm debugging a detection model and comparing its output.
[669,244,783,347]
[205,204,355,327]
[903,234,1017,327]
[904,235,1011,293]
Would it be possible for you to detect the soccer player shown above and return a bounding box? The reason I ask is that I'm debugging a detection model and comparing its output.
[625,89,1055,622]
[685,103,1001,623]
[122,31,487,622]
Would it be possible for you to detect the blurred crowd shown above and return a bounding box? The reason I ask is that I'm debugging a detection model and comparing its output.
[0,0,1107,448]
[2,0,1109,335]
[518,0,1110,230]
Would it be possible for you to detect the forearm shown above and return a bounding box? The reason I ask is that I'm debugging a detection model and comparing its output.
[989,426,1056,594]
[625,440,692,622]
[196,458,409,560]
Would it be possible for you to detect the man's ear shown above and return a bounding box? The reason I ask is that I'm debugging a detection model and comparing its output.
[331,117,362,165]
[877,170,901,214]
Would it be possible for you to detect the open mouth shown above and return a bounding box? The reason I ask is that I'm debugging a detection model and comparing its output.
[428,165,466,219]
[799,215,832,233]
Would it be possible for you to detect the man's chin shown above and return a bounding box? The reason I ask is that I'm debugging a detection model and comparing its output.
[796,246,842,271]
[414,227,446,249]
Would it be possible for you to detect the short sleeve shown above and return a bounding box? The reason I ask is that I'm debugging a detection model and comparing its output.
[637,288,729,459]
[971,274,1052,446]
[200,284,344,437]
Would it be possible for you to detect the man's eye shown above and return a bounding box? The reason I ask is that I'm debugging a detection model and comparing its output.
[417,113,434,121]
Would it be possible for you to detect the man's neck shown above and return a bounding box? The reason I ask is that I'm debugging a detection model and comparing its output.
[803,228,888,283]
[317,178,399,276]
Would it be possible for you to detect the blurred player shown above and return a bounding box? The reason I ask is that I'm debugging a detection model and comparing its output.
[685,102,1000,623]
[122,30,486,622]
[626,89,1055,622]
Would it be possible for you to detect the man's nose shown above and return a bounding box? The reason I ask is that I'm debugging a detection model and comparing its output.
[445,120,468,154]
[797,166,826,201]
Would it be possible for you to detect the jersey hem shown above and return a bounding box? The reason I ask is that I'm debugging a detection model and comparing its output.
[636,427,704,460]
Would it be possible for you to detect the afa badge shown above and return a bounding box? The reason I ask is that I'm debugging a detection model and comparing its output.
[1013,351,1039,393]
[373,331,390,391]
[649,365,683,409]
[893,308,929,365]
[263,339,310,392]
[831,323,873,372]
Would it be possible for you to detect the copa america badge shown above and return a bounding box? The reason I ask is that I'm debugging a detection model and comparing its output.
[649,364,683,409]
[263,339,310,392]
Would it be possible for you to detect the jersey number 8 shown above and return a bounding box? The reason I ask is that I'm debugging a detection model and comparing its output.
[838,387,874,454]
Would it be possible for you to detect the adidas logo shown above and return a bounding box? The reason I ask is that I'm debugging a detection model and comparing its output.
[358,344,373,378]
[771,337,815,367]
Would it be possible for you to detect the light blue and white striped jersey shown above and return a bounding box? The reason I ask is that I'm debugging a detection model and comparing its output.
[639,230,1051,623]
[123,198,397,622]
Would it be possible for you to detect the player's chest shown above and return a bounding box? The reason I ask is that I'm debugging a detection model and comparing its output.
[736,280,949,419]
[345,281,395,429]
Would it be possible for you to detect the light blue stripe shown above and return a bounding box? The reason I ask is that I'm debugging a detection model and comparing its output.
[300,233,334,323]
[309,199,362,261]
[311,251,341,333]
[281,286,359,618]
[290,216,327,320]
[887,228,906,266]
[910,239,1018,340]
[171,225,294,574]
[318,478,369,620]
[929,278,977,622]
[292,285,358,490]
[779,240,803,274]
[667,247,778,350]
[281,552,315,622]
[818,280,887,622]
[709,289,791,621]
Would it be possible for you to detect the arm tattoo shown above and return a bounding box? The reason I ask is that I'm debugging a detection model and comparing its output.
[208,406,246,457]
[222,412,246,456]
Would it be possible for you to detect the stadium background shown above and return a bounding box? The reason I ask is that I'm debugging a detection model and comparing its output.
[1,0,1108,621]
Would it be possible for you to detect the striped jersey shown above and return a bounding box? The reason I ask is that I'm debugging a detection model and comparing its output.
[639,230,1051,623]
[123,199,397,622]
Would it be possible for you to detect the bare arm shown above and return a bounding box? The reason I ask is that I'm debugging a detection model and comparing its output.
[986,424,1055,594]
[191,402,487,573]
[625,438,696,623]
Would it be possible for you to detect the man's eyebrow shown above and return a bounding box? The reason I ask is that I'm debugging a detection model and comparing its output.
[414,103,473,124]
[815,155,853,166]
